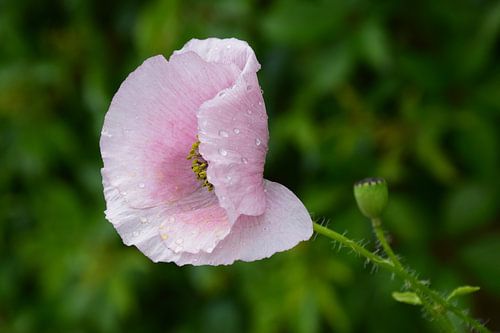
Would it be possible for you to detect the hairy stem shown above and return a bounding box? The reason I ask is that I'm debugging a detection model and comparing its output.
[313,222,490,333]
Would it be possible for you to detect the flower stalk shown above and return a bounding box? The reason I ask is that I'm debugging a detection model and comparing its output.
[313,222,490,333]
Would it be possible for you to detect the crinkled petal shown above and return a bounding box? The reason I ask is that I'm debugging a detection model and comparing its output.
[103,173,231,259]
[158,204,230,254]
[174,180,313,266]
[100,52,240,209]
[175,38,260,75]
[177,38,268,220]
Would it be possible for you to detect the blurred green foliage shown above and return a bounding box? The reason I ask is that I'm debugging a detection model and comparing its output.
[1,0,500,332]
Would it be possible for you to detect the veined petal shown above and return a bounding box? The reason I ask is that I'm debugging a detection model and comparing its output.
[177,38,269,220]
[100,52,240,209]
[174,180,313,266]
[103,173,231,258]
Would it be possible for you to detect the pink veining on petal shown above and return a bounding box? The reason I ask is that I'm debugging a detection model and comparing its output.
[104,172,232,258]
[177,38,269,221]
[101,37,313,266]
[175,180,313,266]
[158,204,230,254]
[100,52,239,209]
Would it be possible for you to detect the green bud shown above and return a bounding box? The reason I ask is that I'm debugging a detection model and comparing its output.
[353,177,388,219]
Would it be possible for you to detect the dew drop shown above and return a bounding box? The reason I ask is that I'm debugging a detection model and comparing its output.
[226,175,232,182]
[233,128,240,134]
[101,130,112,137]
[140,217,148,224]
[138,182,145,189]
[218,130,229,137]
[226,45,231,49]
[176,246,183,252]
[258,101,263,106]
[255,138,261,146]
[218,148,228,156]
[121,191,127,196]
[175,239,183,245]
[241,157,248,164]
[132,231,140,237]
[193,258,199,262]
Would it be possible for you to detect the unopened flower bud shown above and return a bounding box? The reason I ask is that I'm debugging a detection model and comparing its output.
[354,177,388,219]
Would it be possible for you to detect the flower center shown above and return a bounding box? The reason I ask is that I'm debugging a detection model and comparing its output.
[186,139,214,191]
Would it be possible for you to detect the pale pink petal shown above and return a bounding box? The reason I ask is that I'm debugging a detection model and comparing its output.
[158,204,230,254]
[173,180,313,266]
[100,52,240,209]
[175,38,260,75]
[103,173,231,258]
[103,175,179,263]
[176,38,269,220]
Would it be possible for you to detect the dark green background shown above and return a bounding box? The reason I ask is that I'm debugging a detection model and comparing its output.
[1,0,499,332]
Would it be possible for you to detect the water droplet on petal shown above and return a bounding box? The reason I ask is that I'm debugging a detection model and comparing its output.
[176,246,183,252]
[255,138,261,146]
[241,157,248,164]
[226,45,231,49]
[140,217,148,224]
[193,258,199,262]
[258,101,263,106]
[219,148,228,156]
[226,175,232,182]
[132,231,140,237]
[233,128,240,134]
[138,183,145,189]
[101,130,112,138]
[219,130,229,137]
[175,239,183,245]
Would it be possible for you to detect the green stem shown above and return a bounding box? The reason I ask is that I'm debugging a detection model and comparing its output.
[313,222,490,333]
[371,218,455,332]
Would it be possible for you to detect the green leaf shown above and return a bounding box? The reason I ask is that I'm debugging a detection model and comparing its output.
[391,292,422,306]
[447,286,480,301]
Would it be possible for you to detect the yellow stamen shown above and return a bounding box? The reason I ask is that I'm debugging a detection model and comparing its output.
[187,139,213,191]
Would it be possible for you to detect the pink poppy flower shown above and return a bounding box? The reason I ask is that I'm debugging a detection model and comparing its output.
[100,38,312,265]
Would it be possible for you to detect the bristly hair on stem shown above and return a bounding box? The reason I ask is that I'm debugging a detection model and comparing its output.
[312,220,491,333]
